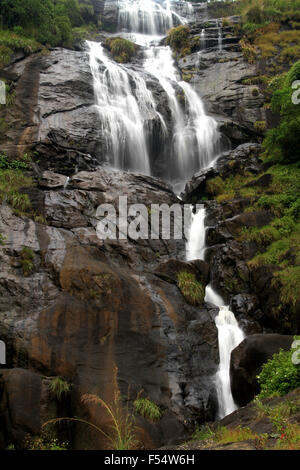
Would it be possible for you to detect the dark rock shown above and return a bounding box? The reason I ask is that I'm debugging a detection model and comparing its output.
[230,334,294,406]
[154,258,209,286]
[230,293,258,318]
[183,143,262,203]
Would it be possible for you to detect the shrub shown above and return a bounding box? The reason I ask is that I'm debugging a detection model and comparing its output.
[19,247,34,276]
[49,377,71,401]
[105,37,136,63]
[133,397,162,421]
[240,38,257,64]
[177,271,205,306]
[257,343,300,398]
[166,25,190,56]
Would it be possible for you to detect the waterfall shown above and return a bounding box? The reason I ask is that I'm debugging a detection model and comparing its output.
[205,286,245,419]
[186,207,206,261]
[186,207,245,419]
[217,19,223,51]
[118,0,186,35]
[200,28,206,50]
[87,40,157,174]
[64,176,70,190]
[87,0,222,181]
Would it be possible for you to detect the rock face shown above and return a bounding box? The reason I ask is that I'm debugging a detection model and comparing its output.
[0,167,219,449]
[230,334,294,407]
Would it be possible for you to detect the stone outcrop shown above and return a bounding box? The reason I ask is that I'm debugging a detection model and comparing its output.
[0,167,219,449]
[230,334,294,406]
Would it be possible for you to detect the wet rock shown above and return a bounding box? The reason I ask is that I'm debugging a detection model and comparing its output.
[183,143,262,203]
[154,258,209,286]
[230,334,294,406]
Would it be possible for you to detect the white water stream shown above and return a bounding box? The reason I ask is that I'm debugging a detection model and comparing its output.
[186,206,244,419]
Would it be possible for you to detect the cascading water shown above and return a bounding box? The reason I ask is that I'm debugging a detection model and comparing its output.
[118,0,186,35]
[200,28,206,49]
[186,206,245,419]
[87,40,161,174]
[205,286,245,419]
[88,0,221,182]
[217,19,223,51]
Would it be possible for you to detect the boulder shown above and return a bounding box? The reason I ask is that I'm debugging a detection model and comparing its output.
[230,334,294,406]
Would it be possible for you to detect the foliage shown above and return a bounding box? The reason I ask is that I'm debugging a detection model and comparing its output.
[0,168,32,213]
[133,397,162,421]
[105,37,136,63]
[166,25,191,56]
[0,153,30,171]
[23,430,68,450]
[49,377,71,401]
[263,60,300,163]
[0,0,99,54]
[239,38,258,63]
[19,247,34,277]
[177,271,205,306]
[257,342,300,398]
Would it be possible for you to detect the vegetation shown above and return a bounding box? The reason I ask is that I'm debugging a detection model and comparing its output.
[49,377,71,401]
[0,0,100,65]
[166,25,191,57]
[23,431,68,450]
[105,37,137,63]
[257,341,300,398]
[19,247,35,277]
[133,397,162,421]
[177,271,205,306]
[43,390,140,450]
[263,60,300,163]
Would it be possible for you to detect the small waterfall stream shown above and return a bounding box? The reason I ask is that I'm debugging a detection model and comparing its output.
[186,206,245,419]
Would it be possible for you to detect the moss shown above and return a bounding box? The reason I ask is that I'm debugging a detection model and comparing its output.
[177,271,205,306]
[206,176,225,196]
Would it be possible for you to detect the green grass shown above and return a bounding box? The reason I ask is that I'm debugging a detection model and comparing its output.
[0,169,32,213]
[133,397,162,421]
[177,272,205,306]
